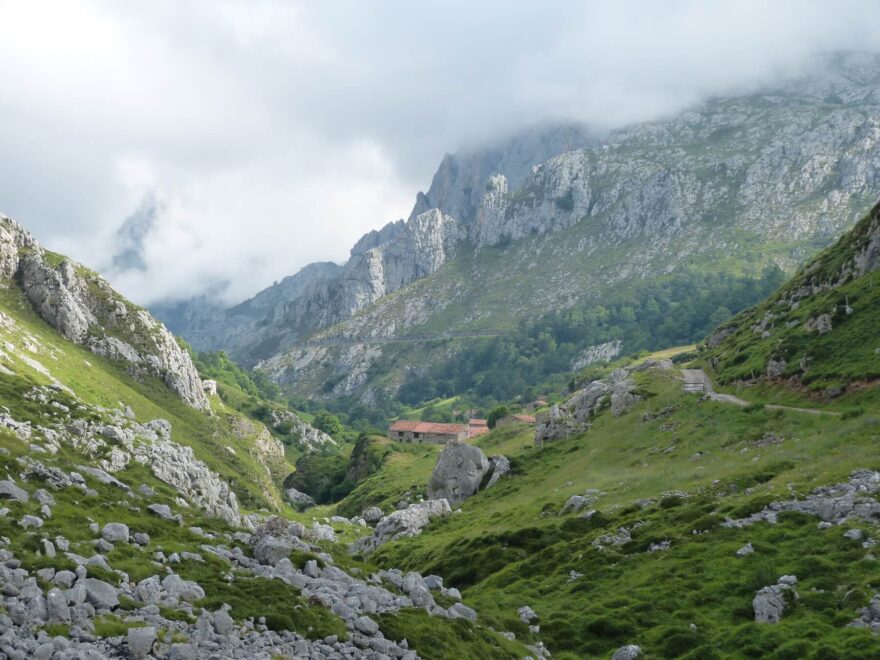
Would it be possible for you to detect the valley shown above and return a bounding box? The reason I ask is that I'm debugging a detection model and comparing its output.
[0,195,878,658]
[1,11,880,657]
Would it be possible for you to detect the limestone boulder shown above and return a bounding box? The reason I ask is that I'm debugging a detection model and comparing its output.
[428,442,490,506]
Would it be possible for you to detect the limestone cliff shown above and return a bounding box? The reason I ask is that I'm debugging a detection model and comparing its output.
[0,214,209,410]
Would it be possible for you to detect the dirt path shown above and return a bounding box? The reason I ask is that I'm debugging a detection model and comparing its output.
[681,368,839,416]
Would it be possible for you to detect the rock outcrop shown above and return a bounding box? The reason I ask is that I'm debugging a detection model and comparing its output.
[486,455,511,489]
[0,214,208,410]
[284,487,316,511]
[572,340,623,371]
[723,469,880,529]
[428,442,490,506]
[132,423,241,526]
[612,646,643,660]
[266,409,336,453]
[427,442,511,506]
[8,391,244,526]
[753,576,798,623]
[536,365,645,443]
[850,593,880,632]
[351,499,451,555]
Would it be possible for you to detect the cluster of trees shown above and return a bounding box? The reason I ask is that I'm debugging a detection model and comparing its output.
[191,350,282,401]
[397,266,785,408]
[311,410,343,436]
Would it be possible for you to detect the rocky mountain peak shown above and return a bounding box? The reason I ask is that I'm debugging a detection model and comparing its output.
[350,219,406,258]
[409,122,598,225]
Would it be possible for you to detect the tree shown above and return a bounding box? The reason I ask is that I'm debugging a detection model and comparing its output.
[708,305,733,329]
[487,405,509,429]
[312,410,343,436]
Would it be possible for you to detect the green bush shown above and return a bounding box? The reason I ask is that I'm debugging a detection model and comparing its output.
[312,410,343,436]
[487,406,509,429]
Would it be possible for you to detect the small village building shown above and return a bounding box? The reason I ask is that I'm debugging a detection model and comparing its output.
[496,413,536,428]
[388,420,468,444]
[468,418,489,438]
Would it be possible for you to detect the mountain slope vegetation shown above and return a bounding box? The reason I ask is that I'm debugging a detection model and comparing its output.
[705,200,880,397]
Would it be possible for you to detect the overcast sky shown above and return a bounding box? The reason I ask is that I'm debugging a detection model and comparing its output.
[1,0,879,306]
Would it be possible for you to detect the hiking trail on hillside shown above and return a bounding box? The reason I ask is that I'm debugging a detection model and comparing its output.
[680,368,839,416]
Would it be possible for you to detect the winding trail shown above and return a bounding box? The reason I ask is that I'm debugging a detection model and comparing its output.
[680,369,840,416]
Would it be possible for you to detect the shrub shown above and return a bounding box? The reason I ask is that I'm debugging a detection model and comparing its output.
[487,406,509,429]
[312,410,343,436]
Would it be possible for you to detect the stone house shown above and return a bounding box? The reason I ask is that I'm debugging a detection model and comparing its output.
[468,418,489,438]
[388,420,469,444]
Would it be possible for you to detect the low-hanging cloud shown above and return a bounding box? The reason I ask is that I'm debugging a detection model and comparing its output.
[0,0,879,305]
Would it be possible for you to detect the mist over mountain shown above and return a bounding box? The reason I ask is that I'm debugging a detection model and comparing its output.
[4,3,880,307]
[157,52,880,413]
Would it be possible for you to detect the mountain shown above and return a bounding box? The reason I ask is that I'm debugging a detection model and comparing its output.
[0,211,532,658]
[156,122,598,361]
[154,261,343,358]
[159,52,880,412]
[0,215,208,411]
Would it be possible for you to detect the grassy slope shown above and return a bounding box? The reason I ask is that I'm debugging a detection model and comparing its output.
[705,202,880,398]
[0,337,342,643]
[334,362,880,658]
[332,203,880,657]
[0,285,290,510]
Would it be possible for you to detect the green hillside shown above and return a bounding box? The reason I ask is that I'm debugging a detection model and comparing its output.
[331,362,880,658]
[706,201,880,398]
[0,220,535,657]
[0,284,288,511]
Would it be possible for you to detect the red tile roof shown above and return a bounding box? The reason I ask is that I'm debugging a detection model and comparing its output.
[421,422,468,434]
[389,420,467,435]
[388,420,422,432]
[469,418,488,427]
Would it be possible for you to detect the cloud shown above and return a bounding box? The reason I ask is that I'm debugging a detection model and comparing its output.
[0,0,878,305]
